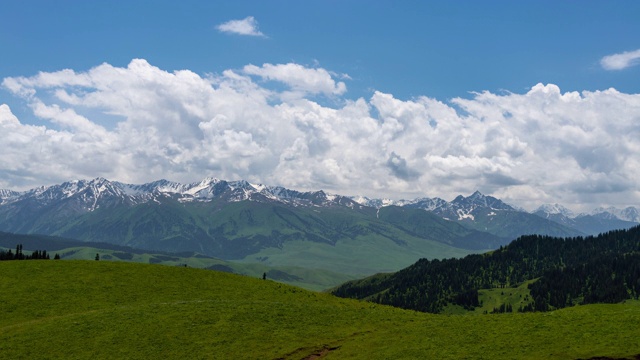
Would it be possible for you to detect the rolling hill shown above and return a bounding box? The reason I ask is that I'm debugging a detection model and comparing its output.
[0,231,355,291]
[1,260,639,359]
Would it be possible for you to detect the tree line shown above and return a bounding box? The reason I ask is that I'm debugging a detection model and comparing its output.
[0,244,60,260]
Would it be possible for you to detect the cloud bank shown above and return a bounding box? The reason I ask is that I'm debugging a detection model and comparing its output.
[601,49,640,70]
[216,16,265,37]
[2,59,640,211]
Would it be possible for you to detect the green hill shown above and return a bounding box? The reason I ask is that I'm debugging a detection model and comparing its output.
[1,260,639,359]
[332,226,640,313]
[0,197,498,275]
[0,231,356,291]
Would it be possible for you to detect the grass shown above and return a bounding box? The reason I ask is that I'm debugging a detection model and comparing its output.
[1,260,639,359]
[237,231,474,276]
[1,244,358,291]
[474,279,537,313]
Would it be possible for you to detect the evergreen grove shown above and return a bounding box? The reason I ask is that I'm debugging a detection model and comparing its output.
[0,244,60,261]
[333,225,640,313]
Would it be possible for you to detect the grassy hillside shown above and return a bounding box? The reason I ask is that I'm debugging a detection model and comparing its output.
[0,232,357,291]
[236,227,473,276]
[0,197,493,269]
[1,260,639,359]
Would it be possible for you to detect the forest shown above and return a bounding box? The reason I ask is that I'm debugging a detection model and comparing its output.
[0,244,58,260]
[333,225,640,313]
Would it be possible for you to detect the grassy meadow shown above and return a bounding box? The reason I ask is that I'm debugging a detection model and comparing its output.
[1,260,639,359]
[58,245,358,291]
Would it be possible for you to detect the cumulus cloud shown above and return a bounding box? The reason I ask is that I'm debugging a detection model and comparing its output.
[243,63,347,96]
[601,49,640,70]
[2,60,640,212]
[387,152,421,181]
[217,16,265,37]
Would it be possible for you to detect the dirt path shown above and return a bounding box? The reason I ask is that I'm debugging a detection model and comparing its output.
[301,346,340,359]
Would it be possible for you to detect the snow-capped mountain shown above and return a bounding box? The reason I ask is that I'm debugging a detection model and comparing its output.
[0,177,359,213]
[0,177,509,262]
[0,189,19,198]
[0,189,20,205]
[352,190,580,239]
[2,178,139,211]
[444,191,515,220]
[353,191,516,221]
[533,203,639,235]
[350,196,399,209]
[534,203,640,223]
[588,206,640,223]
[532,203,577,229]
[534,203,575,218]
[2,177,637,244]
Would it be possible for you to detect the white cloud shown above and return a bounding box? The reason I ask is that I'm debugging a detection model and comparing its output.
[601,49,640,70]
[243,63,347,96]
[217,16,265,37]
[2,60,640,212]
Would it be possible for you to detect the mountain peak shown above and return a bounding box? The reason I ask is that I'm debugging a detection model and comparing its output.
[91,176,108,183]
[588,206,640,222]
[450,191,514,212]
[535,203,574,217]
[199,177,221,186]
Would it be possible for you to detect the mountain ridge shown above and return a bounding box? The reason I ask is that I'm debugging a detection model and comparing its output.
[2,177,637,239]
[3,177,638,224]
[0,178,497,277]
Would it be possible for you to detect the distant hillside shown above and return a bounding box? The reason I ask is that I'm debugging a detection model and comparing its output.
[333,225,640,313]
[533,204,639,235]
[0,178,503,278]
[1,260,639,359]
[0,231,355,291]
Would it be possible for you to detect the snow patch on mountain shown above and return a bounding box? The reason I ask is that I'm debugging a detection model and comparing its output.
[0,189,21,205]
[350,196,398,208]
[1,178,638,229]
[534,203,639,223]
[535,203,575,218]
[588,206,640,222]
[457,211,475,221]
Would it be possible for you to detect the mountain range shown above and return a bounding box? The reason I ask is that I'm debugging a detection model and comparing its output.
[353,191,639,237]
[531,203,639,235]
[0,177,637,278]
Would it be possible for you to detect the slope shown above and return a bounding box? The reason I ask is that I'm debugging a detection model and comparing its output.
[1,260,639,359]
[0,231,355,291]
[333,225,640,313]
[1,198,492,277]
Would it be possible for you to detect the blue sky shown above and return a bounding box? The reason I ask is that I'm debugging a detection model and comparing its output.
[3,1,638,101]
[1,1,640,211]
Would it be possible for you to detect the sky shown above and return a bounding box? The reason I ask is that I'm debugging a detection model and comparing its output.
[1,1,639,212]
